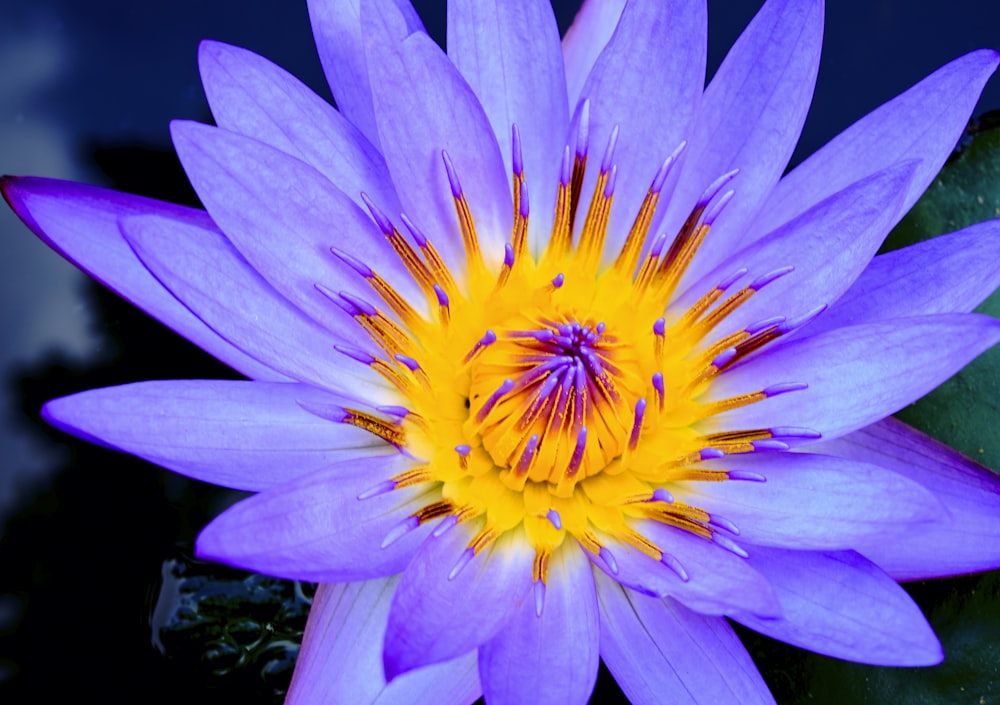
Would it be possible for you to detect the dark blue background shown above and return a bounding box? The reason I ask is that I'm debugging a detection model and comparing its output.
[1,1,998,702]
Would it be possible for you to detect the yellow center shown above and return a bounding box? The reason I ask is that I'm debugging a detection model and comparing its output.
[337,128,796,585]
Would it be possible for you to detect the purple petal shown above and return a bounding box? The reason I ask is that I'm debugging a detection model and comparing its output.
[383,523,533,679]
[561,0,626,109]
[662,0,824,285]
[0,176,284,381]
[596,522,780,617]
[121,214,393,401]
[41,380,389,491]
[170,120,423,327]
[711,314,1000,442]
[596,573,775,705]
[807,220,1000,335]
[573,0,706,261]
[676,159,917,343]
[448,0,569,245]
[688,452,940,550]
[363,5,511,270]
[479,544,599,705]
[198,40,400,215]
[196,454,430,582]
[753,49,1000,239]
[286,579,481,705]
[306,0,424,147]
[815,418,1000,580]
[733,547,943,666]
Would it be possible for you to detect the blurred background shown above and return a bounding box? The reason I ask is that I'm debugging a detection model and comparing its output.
[1,0,999,702]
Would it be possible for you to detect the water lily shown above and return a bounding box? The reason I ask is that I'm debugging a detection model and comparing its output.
[5,0,1000,703]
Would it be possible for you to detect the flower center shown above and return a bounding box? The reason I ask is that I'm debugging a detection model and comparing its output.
[322,111,815,601]
[467,314,641,491]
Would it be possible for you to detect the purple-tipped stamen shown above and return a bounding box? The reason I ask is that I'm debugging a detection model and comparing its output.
[334,344,376,365]
[575,99,591,158]
[763,382,809,397]
[651,141,686,193]
[357,478,396,500]
[702,189,735,226]
[604,164,618,198]
[394,353,421,372]
[751,439,790,452]
[512,123,524,177]
[653,317,666,337]
[381,515,420,549]
[697,168,740,208]
[339,291,378,317]
[434,283,450,308]
[711,347,738,368]
[360,192,394,235]
[399,212,428,247]
[559,145,572,186]
[699,447,726,460]
[533,580,546,617]
[330,246,373,277]
[717,267,748,291]
[661,553,690,582]
[770,426,822,440]
[599,546,619,574]
[551,273,565,289]
[652,487,674,504]
[376,405,410,418]
[475,378,515,423]
[516,434,540,475]
[547,508,562,530]
[712,533,749,558]
[709,514,741,535]
[519,178,530,218]
[448,548,476,580]
[629,398,647,450]
[745,316,786,335]
[433,515,458,538]
[600,125,620,174]
[728,469,767,482]
[566,427,588,477]
[441,150,463,198]
[781,304,828,332]
[750,266,795,291]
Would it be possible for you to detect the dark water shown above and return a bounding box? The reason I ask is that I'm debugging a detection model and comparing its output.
[1,1,999,702]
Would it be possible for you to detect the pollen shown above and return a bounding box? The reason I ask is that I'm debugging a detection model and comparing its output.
[333,113,815,596]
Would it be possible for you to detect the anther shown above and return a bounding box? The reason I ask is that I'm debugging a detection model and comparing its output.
[394,353,421,372]
[751,439,790,451]
[546,508,562,530]
[464,329,497,363]
[357,479,396,500]
[661,553,690,582]
[712,533,749,558]
[381,516,420,548]
[600,125,620,174]
[750,266,795,291]
[455,443,471,469]
[599,546,619,574]
[652,141,686,193]
[448,548,476,580]
[652,372,665,409]
[762,382,808,397]
[334,344,376,365]
[565,427,588,478]
[770,426,822,440]
[376,405,410,418]
[629,398,647,450]
[433,515,458,538]
[709,514,741,535]
[434,283,450,324]
[651,487,674,503]
[727,470,767,482]
[699,447,726,460]
[360,192,395,235]
[330,246,373,277]
[533,580,546,617]
[550,273,565,289]
[702,189,735,225]
[515,434,540,476]
[697,168,740,208]
[338,291,378,316]
[512,123,524,178]
[475,378,515,423]
[441,150,464,198]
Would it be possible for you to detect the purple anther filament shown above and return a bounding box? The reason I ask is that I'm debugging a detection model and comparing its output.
[441,150,463,198]
[476,379,515,423]
[434,284,450,308]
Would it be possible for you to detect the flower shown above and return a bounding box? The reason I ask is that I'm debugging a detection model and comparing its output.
[5,0,1000,702]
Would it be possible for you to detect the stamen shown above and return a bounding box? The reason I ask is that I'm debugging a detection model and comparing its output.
[546,508,562,530]
[550,272,565,289]
[515,434,540,477]
[464,329,497,364]
[399,213,458,295]
[381,516,420,548]
[652,372,665,410]
[433,283,450,325]
[448,548,476,580]
[442,150,483,268]
[652,487,674,503]
[362,193,435,294]
[628,398,647,450]
[712,533,749,558]
[661,553,690,581]
[475,378,515,423]
[614,140,686,275]
[599,546,619,574]
[533,580,546,617]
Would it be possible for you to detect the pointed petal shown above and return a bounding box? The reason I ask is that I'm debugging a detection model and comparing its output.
[663,0,824,284]
[198,40,400,215]
[363,4,511,270]
[195,454,430,582]
[816,418,1000,580]
[711,314,1000,442]
[448,0,569,243]
[287,579,481,705]
[41,380,388,491]
[687,452,941,550]
[121,214,393,401]
[807,220,1000,335]
[596,522,780,618]
[733,548,943,666]
[306,0,424,147]
[383,524,533,678]
[479,545,599,705]
[561,0,626,109]
[170,120,423,324]
[753,49,1000,239]
[677,160,916,343]
[575,0,707,259]
[596,573,775,705]
[0,176,284,381]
